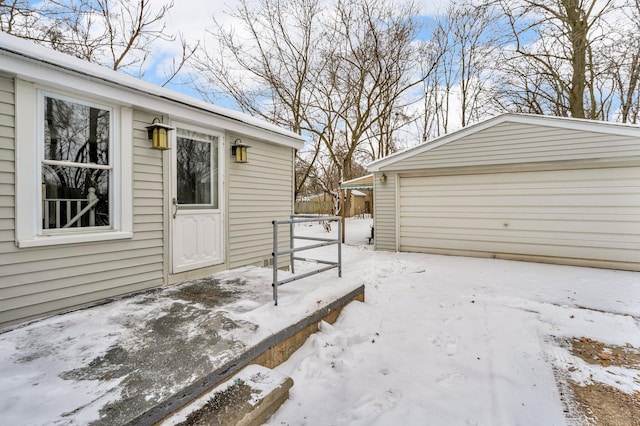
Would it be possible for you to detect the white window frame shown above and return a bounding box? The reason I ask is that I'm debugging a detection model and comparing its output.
[15,80,133,248]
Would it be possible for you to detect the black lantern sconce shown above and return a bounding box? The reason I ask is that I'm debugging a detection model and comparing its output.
[146,118,175,150]
[231,138,250,163]
[379,173,388,184]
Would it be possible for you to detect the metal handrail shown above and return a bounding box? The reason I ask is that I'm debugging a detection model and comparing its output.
[272,215,342,305]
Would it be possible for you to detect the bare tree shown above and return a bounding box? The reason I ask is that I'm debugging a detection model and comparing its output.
[0,0,196,84]
[196,0,425,200]
[418,0,501,140]
[417,39,447,139]
[494,0,616,118]
[192,0,321,133]
[192,0,322,197]
[1,1,31,35]
[605,0,640,123]
[306,0,424,194]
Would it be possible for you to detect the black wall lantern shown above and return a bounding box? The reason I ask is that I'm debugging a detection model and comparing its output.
[146,118,175,150]
[231,138,250,163]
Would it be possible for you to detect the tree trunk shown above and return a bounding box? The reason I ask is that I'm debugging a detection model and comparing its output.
[566,0,588,118]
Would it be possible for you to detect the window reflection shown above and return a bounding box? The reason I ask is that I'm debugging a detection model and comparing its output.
[44,97,110,164]
[42,95,111,229]
[177,136,217,206]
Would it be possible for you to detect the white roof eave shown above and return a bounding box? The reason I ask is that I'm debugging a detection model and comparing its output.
[340,174,373,186]
[0,32,305,149]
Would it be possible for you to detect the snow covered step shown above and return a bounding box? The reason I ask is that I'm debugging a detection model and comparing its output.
[160,364,293,426]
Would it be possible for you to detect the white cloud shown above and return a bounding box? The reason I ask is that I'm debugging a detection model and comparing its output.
[148,0,458,102]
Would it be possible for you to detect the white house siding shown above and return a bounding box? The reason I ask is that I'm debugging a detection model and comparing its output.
[227,134,294,269]
[373,173,397,251]
[398,166,640,271]
[0,73,16,279]
[383,122,640,172]
[0,81,165,327]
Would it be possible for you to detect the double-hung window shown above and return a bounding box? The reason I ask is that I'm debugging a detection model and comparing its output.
[15,81,132,247]
[42,94,112,230]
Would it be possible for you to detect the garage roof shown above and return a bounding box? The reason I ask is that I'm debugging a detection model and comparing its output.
[368,113,640,172]
[340,174,373,189]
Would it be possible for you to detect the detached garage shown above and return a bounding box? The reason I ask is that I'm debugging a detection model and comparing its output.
[368,113,640,271]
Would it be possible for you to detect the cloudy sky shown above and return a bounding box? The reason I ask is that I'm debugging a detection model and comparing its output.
[161,0,454,43]
[149,0,454,100]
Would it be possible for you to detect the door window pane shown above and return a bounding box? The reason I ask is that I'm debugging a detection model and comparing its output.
[177,135,218,206]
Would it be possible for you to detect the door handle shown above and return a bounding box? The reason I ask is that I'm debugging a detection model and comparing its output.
[172,197,178,219]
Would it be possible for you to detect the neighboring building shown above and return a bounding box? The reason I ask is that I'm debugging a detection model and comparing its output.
[295,193,334,215]
[0,33,304,327]
[296,174,374,217]
[368,113,640,271]
[295,190,371,217]
[347,190,370,217]
[340,174,374,218]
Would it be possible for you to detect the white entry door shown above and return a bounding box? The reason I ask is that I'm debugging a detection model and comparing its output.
[172,126,224,273]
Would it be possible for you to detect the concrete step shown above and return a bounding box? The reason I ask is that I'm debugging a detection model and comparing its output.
[160,365,293,426]
[127,284,364,425]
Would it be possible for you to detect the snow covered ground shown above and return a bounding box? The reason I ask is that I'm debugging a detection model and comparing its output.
[267,217,640,425]
[0,216,638,425]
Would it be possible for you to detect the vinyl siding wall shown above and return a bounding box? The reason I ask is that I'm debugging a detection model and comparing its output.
[373,172,397,251]
[0,74,16,286]
[227,134,294,268]
[383,122,640,172]
[0,75,165,327]
[398,167,640,270]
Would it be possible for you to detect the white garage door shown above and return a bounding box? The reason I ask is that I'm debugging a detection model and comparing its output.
[399,167,640,267]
